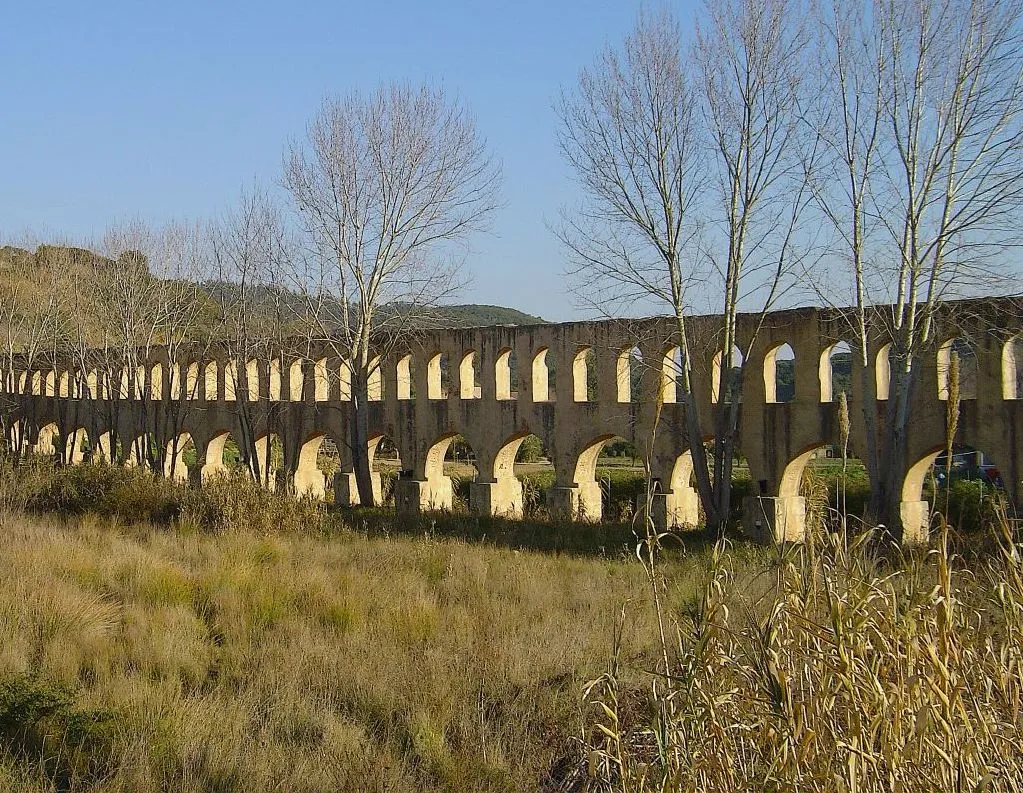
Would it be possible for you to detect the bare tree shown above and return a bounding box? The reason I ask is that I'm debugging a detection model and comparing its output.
[0,240,74,459]
[94,221,202,469]
[557,3,813,535]
[208,189,295,486]
[283,83,501,505]
[810,0,1023,536]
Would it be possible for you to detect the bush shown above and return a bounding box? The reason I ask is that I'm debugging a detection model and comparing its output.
[0,674,115,789]
[179,471,331,534]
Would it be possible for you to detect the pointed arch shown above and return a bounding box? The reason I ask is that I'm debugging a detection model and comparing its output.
[531,347,552,402]
[459,351,478,399]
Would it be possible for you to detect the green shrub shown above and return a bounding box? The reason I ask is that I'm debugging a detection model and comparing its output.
[0,674,115,789]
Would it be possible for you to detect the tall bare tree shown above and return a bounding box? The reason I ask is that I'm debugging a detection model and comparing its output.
[557,3,813,534]
[810,0,1023,536]
[208,189,295,486]
[0,240,73,458]
[283,83,501,505]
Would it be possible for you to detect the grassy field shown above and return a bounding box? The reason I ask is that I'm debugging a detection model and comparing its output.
[0,459,1019,791]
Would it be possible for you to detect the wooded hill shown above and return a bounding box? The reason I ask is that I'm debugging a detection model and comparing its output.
[0,244,544,345]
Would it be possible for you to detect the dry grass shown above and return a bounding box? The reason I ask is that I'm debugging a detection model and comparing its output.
[581,510,1023,792]
[0,492,756,792]
[2,459,1020,791]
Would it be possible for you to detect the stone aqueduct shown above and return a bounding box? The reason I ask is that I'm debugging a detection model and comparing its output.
[3,297,1022,543]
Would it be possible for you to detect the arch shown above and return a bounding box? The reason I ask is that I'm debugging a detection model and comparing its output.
[58,371,70,398]
[898,445,997,543]
[87,370,99,399]
[617,346,642,403]
[338,359,352,401]
[150,362,163,400]
[365,357,381,401]
[167,363,181,400]
[183,363,198,400]
[711,346,744,404]
[368,433,400,472]
[203,362,218,401]
[200,431,245,482]
[662,450,700,527]
[30,371,41,396]
[422,432,477,511]
[779,445,825,499]
[495,348,517,400]
[35,423,59,456]
[124,433,156,468]
[65,427,88,464]
[246,359,260,401]
[1001,336,1021,400]
[570,434,644,521]
[263,356,280,401]
[426,352,447,400]
[165,433,194,482]
[531,347,552,402]
[335,432,394,506]
[459,351,479,399]
[263,358,280,401]
[397,354,414,400]
[224,361,238,401]
[133,365,146,400]
[488,432,551,518]
[819,341,852,403]
[314,358,329,401]
[660,347,681,404]
[937,337,977,401]
[44,370,56,397]
[294,432,333,498]
[573,347,595,403]
[289,359,305,401]
[876,344,891,401]
[764,343,795,404]
[253,432,283,488]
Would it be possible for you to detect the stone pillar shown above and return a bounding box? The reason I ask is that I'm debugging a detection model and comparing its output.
[900,500,930,545]
[649,486,700,531]
[333,471,382,506]
[392,476,452,516]
[294,467,326,499]
[469,478,523,518]
[743,495,807,543]
[548,481,602,521]
[548,485,579,520]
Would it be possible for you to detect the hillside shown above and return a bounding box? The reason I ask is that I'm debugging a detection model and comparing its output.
[0,245,546,343]
[435,304,544,326]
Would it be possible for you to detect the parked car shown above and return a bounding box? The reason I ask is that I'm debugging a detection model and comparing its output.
[933,451,1003,488]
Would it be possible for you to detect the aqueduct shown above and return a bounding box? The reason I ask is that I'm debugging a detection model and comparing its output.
[2,297,1022,544]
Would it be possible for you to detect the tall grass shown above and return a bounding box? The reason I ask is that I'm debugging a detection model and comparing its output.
[0,457,1019,790]
[580,511,1023,791]
[0,460,762,792]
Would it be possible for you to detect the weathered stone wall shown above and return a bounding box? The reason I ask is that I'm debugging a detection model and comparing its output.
[3,297,1021,543]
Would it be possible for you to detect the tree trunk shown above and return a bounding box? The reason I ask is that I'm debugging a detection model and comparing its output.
[350,364,375,507]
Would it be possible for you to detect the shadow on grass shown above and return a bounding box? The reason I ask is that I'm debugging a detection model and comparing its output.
[332,505,735,559]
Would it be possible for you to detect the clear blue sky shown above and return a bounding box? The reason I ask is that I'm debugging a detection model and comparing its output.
[0,0,701,321]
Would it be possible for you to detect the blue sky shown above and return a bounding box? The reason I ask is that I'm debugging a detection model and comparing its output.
[0,0,705,320]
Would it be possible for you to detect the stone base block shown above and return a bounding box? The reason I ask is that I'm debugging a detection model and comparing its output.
[900,500,930,545]
[548,481,602,521]
[334,471,382,506]
[392,477,452,515]
[743,495,807,544]
[295,467,326,499]
[650,487,701,531]
[469,478,523,517]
